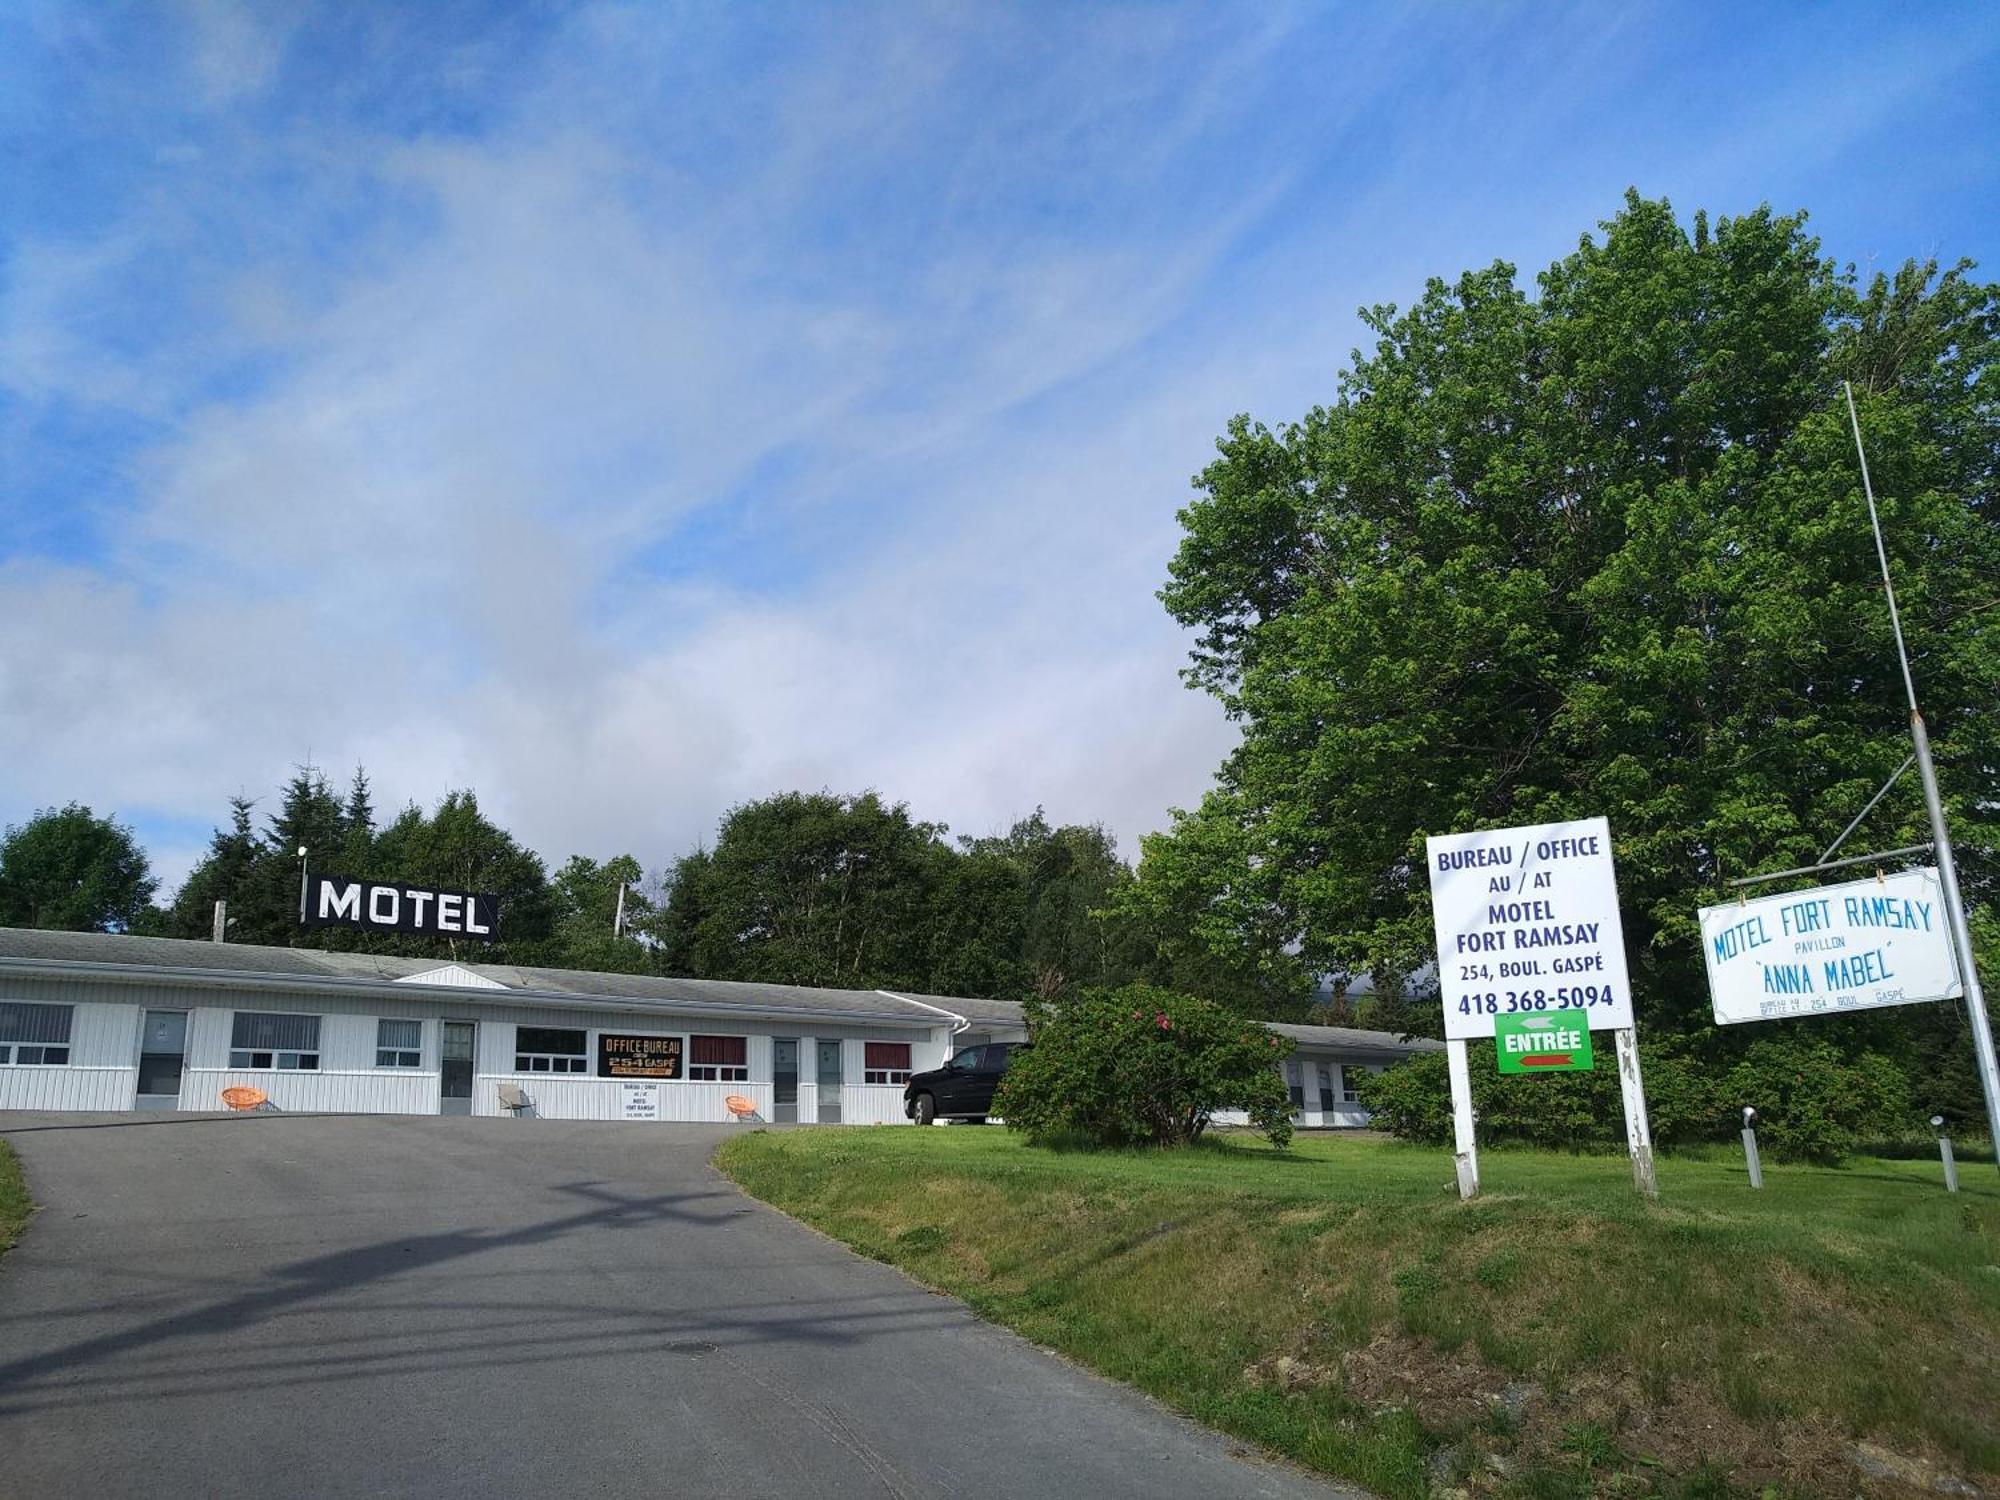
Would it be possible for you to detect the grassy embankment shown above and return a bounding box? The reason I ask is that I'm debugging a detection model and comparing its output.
[0,1141,30,1254]
[717,1128,2000,1500]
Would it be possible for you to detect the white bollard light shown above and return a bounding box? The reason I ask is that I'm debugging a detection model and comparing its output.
[1740,1106,1763,1190]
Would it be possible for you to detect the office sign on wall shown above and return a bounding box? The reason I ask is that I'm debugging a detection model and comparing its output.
[619,1082,662,1121]
[1699,868,1961,1026]
[304,876,499,940]
[597,1033,684,1080]
[1427,815,1635,1041]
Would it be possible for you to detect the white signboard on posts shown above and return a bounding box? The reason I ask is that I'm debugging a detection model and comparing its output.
[1699,867,1962,1026]
[1427,815,1636,1042]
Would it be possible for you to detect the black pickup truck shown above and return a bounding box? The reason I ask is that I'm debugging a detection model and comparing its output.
[903,1041,1026,1124]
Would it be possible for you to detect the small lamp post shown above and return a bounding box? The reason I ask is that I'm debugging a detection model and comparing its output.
[1933,1115,1959,1195]
[1740,1106,1763,1190]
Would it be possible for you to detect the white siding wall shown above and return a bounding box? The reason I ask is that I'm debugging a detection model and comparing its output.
[470,1010,931,1123]
[840,1085,913,1125]
[0,973,943,1124]
[0,988,140,1111]
[1,968,1415,1128]
[482,1077,777,1122]
[180,1068,439,1115]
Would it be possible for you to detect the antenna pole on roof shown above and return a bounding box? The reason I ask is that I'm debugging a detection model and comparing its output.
[212,900,228,944]
[613,882,627,938]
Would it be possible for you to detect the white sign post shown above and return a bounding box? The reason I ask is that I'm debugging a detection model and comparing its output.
[1427,815,1655,1199]
[1699,868,1962,1025]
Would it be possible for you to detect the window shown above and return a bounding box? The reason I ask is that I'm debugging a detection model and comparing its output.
[229,1012,320,1070]
[1315,1063,1335,1111]
[376,1018,423,1068]
[0,1002,72,1066]
[947,1045,984,1072]
[688,1035,748,1082]
[514,1026,587,1073]
[1339,1064,1377,1105]
[864,1042,912,1085]
[1283,1058,1304,1109]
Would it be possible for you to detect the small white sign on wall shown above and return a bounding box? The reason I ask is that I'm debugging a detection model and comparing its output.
[619,1081,662,1121]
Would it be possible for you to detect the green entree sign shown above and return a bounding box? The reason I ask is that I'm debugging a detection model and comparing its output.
[1495,1008,1594,1074]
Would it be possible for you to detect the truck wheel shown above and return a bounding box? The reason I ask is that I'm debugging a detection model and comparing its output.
[913,1093,936,1125]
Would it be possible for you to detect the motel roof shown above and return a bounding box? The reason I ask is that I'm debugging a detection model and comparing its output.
[0,928,1439,1054]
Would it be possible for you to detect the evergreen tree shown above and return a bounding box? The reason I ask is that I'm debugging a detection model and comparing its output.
[167,797,263,940]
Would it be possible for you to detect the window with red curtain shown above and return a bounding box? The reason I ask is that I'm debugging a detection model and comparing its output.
[688,1034,748,1081]
[864,1042,911,1084]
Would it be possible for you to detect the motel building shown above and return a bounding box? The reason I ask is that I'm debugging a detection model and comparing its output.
[0,928,1437,1126]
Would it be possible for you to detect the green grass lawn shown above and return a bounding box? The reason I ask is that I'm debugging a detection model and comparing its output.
[0,1141,30,1255]
[717,1127,2000,1500]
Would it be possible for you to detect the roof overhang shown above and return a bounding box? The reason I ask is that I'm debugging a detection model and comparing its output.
[0,954,939,1029]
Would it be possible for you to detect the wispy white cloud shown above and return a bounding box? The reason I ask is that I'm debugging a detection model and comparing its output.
[1,1,1994,899]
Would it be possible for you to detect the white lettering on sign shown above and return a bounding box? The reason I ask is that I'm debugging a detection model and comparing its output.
[1699,868,1961,1025]
[1428,815,1636,1041]
[319,882,362,922]
[304,877,501,941]
[1503,1028,1584,1053]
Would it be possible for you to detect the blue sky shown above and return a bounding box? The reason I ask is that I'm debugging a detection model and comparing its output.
[3,1,1997,894]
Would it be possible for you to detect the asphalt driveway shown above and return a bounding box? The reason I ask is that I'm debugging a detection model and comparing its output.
[0,1113,1357,1500]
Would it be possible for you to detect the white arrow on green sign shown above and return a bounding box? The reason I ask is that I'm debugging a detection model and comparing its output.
[1495,1008,1594,1074]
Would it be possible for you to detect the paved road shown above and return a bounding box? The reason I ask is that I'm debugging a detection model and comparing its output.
[0,1113,1357,1500]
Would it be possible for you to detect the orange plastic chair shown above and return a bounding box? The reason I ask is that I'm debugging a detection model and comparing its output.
[221,1086,267,1112]
[723,1094,758,1121]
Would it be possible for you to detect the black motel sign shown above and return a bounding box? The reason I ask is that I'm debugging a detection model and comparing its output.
[304,876,499,940]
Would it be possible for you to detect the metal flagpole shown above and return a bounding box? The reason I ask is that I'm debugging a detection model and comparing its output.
[1844,382,2000,1164]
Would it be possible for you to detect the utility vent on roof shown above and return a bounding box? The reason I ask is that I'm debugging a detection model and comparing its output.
[395,964,508,990]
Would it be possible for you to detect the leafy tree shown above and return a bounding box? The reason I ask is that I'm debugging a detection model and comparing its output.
[1148,194,1999,1087]
[925,843,1031,998]
[995,985,1294,1147]
[948,811,1137,999]
[0,803,157,931]
[547,853,655,973]
[370,790,555,961]
[659,791,952,989]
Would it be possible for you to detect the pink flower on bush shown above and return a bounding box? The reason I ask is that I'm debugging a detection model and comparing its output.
[1156,1013,1171,1030]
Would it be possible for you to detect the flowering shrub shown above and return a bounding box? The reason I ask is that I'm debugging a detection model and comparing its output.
[995,984,1294,1147]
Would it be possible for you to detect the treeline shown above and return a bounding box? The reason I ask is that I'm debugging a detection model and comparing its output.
[0,778,1319,1016]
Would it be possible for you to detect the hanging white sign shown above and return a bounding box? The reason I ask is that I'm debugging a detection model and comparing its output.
[1427,815,1636,1041]
[1699,867,1962,1025]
